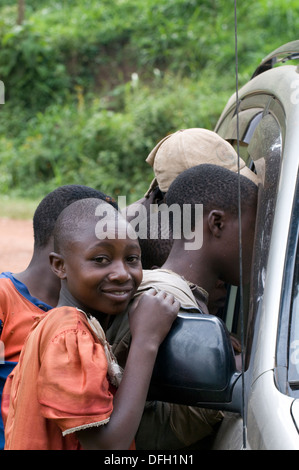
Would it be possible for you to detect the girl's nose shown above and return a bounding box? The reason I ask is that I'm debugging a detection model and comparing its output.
[107,261,131,282]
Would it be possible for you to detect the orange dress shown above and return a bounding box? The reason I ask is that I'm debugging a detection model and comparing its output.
[2,306,117,450]
[0,274,51,362]
[0,273,52,449]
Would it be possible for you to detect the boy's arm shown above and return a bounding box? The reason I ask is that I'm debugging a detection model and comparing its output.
[77,289,179,450]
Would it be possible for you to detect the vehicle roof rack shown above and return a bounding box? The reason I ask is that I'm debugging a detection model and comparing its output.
[251,40,299,79]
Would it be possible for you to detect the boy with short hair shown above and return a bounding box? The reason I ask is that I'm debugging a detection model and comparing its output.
[126,128,258,269]
[2,198,179,450]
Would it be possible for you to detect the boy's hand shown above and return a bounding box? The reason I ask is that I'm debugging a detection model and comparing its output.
[128,288,180,347]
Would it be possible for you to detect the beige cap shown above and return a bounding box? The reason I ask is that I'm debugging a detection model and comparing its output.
[145,128,258,194]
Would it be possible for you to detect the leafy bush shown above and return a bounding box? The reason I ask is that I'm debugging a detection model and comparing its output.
[0,67,232,202]
[0,0,299,203]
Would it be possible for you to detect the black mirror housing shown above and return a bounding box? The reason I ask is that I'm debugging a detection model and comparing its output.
[148,312,241,411]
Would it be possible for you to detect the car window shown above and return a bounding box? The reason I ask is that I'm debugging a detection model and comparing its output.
[245,111,282,366]
[216,96,283,367]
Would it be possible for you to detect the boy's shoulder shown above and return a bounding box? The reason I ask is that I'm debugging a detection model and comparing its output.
[107,268,207,367]
[0,274,34,315]
[139,268,206,310]
[0,271,52,310]
[0,272,15,292]
[0,272,51,317]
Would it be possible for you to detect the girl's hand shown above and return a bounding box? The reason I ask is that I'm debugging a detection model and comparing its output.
[128,288,180,347]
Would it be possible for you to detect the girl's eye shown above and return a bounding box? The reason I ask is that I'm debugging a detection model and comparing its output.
[94,256,110,264]
[127,255,141,264]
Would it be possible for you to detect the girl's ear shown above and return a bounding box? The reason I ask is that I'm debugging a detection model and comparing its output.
[207,210,226,238]
[49,252,67,280]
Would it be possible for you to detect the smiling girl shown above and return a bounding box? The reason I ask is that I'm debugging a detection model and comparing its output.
[2,198,179,450]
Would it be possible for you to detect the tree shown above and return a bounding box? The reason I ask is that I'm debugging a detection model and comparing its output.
[17,0,25,25]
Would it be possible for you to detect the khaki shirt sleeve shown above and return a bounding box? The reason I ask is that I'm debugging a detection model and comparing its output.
[135,401,223,450]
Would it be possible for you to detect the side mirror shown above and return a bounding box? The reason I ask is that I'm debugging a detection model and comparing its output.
[148,312,241,412]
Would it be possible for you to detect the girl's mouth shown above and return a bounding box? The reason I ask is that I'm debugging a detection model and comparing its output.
[101,288,134,301]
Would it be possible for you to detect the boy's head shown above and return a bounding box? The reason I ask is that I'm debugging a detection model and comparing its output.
[50,198,142,317]
[139,129,258,269]
[166,163,257,222]
[33,185,118,250]
[166,163,258,286]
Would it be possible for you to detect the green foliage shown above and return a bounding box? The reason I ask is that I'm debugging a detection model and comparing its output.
[0,0,299,203]
[0,71,228,202]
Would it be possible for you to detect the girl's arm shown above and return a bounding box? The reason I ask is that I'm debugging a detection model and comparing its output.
[77,289,179,450]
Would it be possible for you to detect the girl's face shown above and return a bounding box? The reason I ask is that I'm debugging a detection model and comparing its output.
[59,219,143,317]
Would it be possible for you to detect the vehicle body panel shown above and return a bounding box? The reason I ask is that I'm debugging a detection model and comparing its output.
[213,54,299,449]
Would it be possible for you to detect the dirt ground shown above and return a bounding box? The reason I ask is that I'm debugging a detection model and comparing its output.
[0,218,34,273]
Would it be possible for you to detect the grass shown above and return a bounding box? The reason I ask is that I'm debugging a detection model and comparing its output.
[0,196,39,219]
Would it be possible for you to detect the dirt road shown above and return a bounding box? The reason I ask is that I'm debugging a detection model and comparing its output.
[0,218,34,273]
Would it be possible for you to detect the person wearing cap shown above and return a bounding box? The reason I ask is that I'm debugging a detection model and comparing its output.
[125,128,258,271]
[146,127,258,194]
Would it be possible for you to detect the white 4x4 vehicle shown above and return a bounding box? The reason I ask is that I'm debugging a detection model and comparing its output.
[150,41,299,450]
